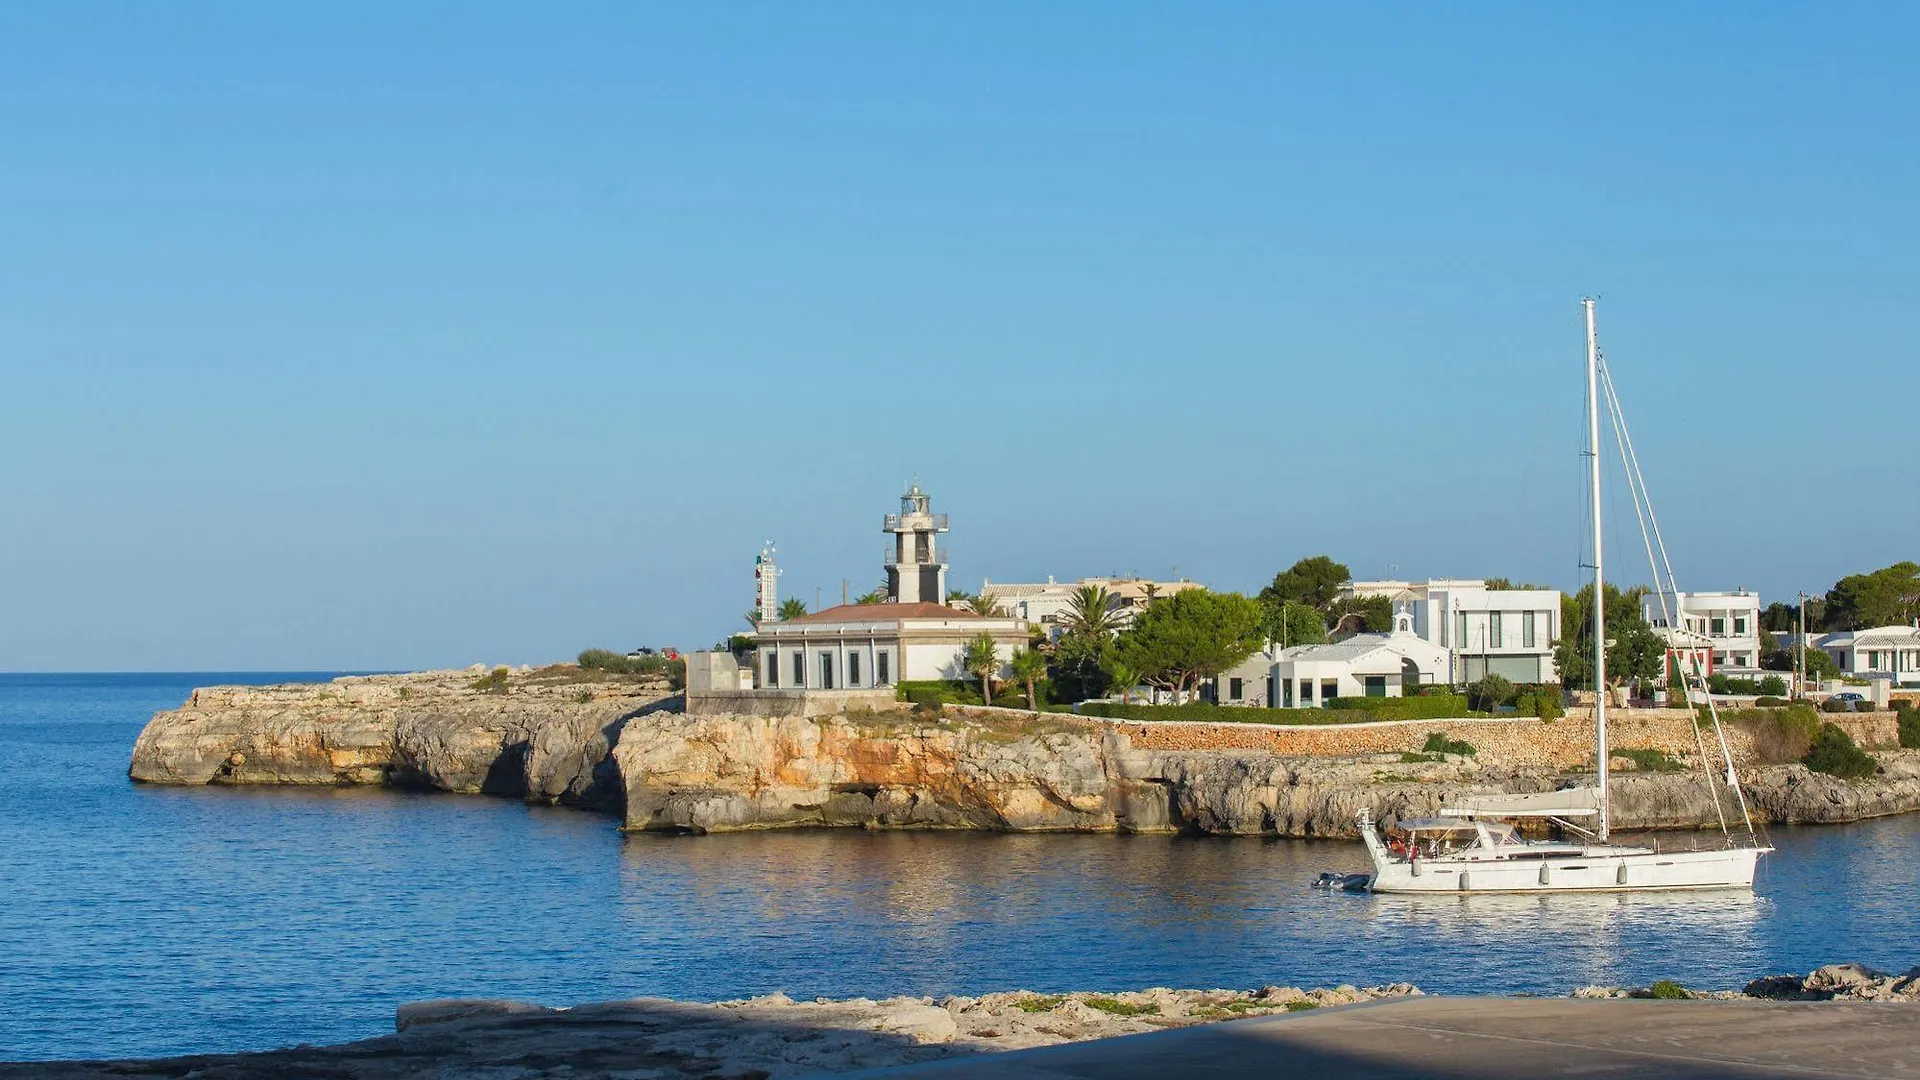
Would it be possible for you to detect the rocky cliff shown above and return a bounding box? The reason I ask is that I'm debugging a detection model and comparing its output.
[130,672,1920,837]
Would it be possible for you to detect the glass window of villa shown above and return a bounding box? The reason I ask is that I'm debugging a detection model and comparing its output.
[877,651,890,685]
[1734,617,1747,635]
[1490,612,1503,648]
[849,651,861,686]
[792,652,804,686]
[1523,611,1537,648]
[1321,679,1339,703]
[819,652,834,690]
[1712,617,1726,635]
[1229,677,1243,700]
[1456,613,1468,649]
[1299,680,1313,702]
[1364,675,1386,697]
[766,654,779,687]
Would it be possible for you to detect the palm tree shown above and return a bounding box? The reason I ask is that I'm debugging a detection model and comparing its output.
[1009,648,1048,713]
[1104,659,1142,705]
[962,632,1001,704]
[966,591,1003,617]
[1063,584,1120,637]
[777,598,809,621]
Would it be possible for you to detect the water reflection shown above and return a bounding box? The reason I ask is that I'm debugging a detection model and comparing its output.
[8,671,1920,1060]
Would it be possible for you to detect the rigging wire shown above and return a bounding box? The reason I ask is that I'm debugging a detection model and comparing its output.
[1596,352,1762,846]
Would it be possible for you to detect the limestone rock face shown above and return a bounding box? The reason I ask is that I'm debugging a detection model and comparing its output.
[129,675,1920,837]
[129,672,667,812]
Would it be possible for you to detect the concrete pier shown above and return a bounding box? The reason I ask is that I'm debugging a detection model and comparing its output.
[852,997,1915,1079]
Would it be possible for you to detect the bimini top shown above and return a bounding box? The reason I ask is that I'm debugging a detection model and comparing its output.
[1437,787,1601,819]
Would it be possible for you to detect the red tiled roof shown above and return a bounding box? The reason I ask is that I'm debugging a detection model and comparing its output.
[783,601,987,624]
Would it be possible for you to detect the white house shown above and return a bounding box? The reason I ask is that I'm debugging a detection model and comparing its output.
[1348,579,1562,685]
[1644,590,1764,675]
[1270,631,1452,707]
[752,601,1028,689]
[1814,626,1920,685]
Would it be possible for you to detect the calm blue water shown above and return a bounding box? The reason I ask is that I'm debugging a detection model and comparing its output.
[2,672,1918,1061]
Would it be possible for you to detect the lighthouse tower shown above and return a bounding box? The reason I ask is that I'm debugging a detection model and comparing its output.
[754,542,781,622]
[884,483,949,604]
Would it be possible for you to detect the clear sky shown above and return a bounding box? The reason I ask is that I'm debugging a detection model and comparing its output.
[4,3,1915,671]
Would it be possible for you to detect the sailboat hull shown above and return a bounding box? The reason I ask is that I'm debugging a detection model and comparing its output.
[1365,846,1766,894]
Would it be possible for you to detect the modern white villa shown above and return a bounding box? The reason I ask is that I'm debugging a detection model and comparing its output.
[1814,625,1920,685]
[1645,589,1764,675]
[1347,579,1562,685]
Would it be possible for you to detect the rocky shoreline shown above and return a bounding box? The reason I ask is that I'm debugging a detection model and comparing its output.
[9,965,1916,1079]
[128,669,1920,837]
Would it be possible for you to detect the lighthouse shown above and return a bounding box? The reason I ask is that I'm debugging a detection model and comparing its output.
[883,483,949,604]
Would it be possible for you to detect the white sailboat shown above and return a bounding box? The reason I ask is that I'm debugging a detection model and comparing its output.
[1354,299,1773,894]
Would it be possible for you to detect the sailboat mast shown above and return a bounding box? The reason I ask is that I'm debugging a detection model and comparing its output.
[1585,297,1610,842]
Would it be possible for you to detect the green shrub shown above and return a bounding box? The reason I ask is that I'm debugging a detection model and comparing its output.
[1758,675,1788,697]
[1615,747,1684,773]
[470,667,511,694]
[1804,722,1878,779]
[1753,696,1789,708]
[1013,996,1064,1013]
[1821,697,1852,714]
[1323,694,1473,720]
[1899,707,1920,750]
[578,648,678,679]
[1284,1000,1319,1011]
[1648,980,1691,1000]
[1398,751,1443,763]
[1467,674,1515,712]
[1083,997,1158,1017]
[1512,689,1565,721]
[1422,732,1477,757]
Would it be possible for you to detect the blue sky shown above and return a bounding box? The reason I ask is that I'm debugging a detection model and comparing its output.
[3,3,1915,670]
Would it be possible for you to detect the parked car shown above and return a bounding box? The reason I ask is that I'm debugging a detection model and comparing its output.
[1827,692,1866,704]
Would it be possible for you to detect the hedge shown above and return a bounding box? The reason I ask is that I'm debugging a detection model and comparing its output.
[1899,706,1920,750]
[1078,699,1484,726]
[1323,694,1473,720]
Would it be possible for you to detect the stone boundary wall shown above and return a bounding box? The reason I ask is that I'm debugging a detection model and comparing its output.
[1086,708,1899,770]
[689,687,897,718]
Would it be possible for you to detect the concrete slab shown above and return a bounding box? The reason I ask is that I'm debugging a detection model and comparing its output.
[847,997,1920,1079]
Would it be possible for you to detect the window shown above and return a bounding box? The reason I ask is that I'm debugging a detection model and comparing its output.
[1282,679,1294,707]
[1229,677,1244,701]
[1734,617,1747,635]
[1363,675,1387,698]
[1299,680,1312,703]
[1440,612,1449,646]
[1523,611,1537,649]
[792,652,804,687]
[877,651,890,685]
[1321,679,1339,705]
[849,651,861,686]
[766,654,779,687]
[1456,612,1468,650]
[819,652,834,690]
[1490,612,1504,649]
[1711,617,1726,636]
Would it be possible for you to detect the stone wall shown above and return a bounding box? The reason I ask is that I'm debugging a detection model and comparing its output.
[686,687,898,718]
[1088,708,1899,768]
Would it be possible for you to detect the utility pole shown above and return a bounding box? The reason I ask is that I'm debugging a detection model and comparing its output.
[1798,591,1808,697]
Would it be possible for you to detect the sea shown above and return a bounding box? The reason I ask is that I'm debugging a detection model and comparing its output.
[3,671,1918,1062]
